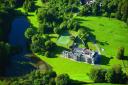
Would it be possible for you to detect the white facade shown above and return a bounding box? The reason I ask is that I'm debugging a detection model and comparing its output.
[62,48,100,64]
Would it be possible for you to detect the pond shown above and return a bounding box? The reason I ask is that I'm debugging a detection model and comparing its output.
[8,16,29,53]
[5,16,36,76]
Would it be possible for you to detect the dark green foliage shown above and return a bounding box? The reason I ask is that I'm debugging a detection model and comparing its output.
[79,5,92,16]
[78,28,87,42]
[105,68,114,83]
[53,27,62,34]
[10,70,57,85]
[0,42,11,76]
[108,64,128,84]
[30,34,56,57]
[89,65,128,84]
[37,0,79,35]
[23,0,35,12]
[56,74,70,85]
[0,6,15,41]
[92,2,101,16]
[110,13,115,18]
[80,0,128,23]
[88,67,107,82]
[38,23,52,34]
[117,47,125,59]
[25,27,36,40]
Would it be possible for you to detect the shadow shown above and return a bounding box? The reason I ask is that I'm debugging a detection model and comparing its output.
[96,41,109,46]
[54,46,69,54]
[5,53,37,77]
[61,31,70,36]
[75,18,90,23]
[80,26,94,32]
[122,56,128,60]
[100,55,113,65]
[26,14,35,16]
[78,22,110,47]
[70,79,90,85]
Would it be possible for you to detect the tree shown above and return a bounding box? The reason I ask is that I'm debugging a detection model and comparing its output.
[23,0,35,12]
[38,23,52,34]
[45,40,56,51]
[111,64,126,83]
[31,34,45,53]
[25,27,35,40]
[78,28,88,45]
[56,74,70,85]
[117,47,125,59]
[0,42,11,76]
[121,0,128,22]
[105,69,114,83]
[54,27,61,34]
[88,67,106,82]
[92,2,101,16]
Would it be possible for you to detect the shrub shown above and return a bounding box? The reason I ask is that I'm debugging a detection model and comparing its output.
[116,47,125,59]
[102,12,108,17]
[88,67,107,82]
[56,74,70,85]
[110,13,115,18]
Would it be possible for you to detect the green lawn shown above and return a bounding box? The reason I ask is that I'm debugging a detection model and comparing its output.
[36,16,128,82]
[37,54,93,82]
[75,16,128,57]
[76,16,128,72]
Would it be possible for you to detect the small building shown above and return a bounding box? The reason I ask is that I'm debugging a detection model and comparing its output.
[62,47,101,64]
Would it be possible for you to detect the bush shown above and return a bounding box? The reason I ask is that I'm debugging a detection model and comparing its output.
[88,65,128,84]
[102,12,108,17]
[110,13,115,18]
[56,74,70,85]
[105,69,114,83]
[45,51,50,57]
[116,47,125,59]
[88,67,107,82]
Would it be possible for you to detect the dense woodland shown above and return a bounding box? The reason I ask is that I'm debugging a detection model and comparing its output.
[0,0,128,84]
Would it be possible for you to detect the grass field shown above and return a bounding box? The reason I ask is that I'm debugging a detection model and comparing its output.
[16,0,128,82]
[75,16,128,58]
[76,16,128,67]
[36,16,128,82]
[37,54,93,82]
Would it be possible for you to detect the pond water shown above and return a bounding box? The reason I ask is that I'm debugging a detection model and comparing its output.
[8,16,29,53]
[5,16,36,76]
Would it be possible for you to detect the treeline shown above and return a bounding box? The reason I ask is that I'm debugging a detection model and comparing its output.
[7,71,71,85]
[80,0,128,24]
[88,64,128,84]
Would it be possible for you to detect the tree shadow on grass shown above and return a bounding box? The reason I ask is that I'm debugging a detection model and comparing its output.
[100,55,113,65]
[70,79,90,85]
[75,18,90,23]
[122,56,128,60]
[54,46,69,54]
[97,41,109,46]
